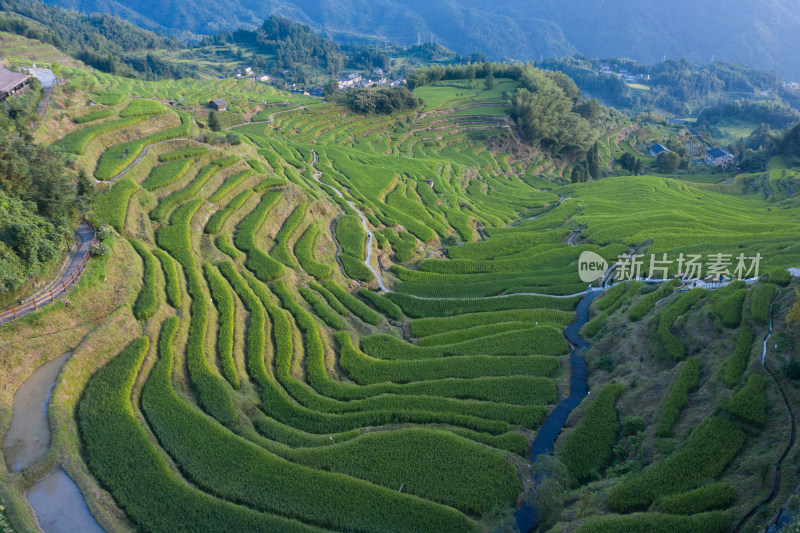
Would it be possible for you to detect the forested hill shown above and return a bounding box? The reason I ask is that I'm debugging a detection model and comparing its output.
[38,0,800,80]
[0,0,194,79]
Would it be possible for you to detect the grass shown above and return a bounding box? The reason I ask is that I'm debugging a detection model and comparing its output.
[93,178,138,231]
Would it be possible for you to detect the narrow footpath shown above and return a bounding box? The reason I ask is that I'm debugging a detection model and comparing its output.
[0,223,95,325]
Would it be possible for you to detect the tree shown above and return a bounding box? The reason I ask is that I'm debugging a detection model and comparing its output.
[484,70,495,90]
[208,111,221,132]
[655,151,680,173]
[525,456,568,531]
[587,142,601,179]
[633,158,643,175]
[323,78,339,99]
[619,152,636,173]
[571,162,588,183]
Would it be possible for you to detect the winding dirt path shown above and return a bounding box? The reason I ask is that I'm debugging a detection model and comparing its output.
[99,138,217,184]
[309,150,388,291]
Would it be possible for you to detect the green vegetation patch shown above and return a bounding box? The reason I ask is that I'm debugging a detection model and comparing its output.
[607,417,745,513]
[93,178,138,231]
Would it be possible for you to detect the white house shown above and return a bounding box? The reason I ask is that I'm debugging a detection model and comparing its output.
[705,148,734,169]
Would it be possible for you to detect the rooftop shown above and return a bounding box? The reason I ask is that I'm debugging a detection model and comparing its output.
[0,67,31,94]
[649,143,670,155]
[707,147,732,158]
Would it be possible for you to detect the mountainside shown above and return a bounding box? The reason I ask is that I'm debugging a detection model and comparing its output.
[40,0,800,79]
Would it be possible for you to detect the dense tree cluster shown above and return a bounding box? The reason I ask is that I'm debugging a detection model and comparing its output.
[211,16,347,78]
[540,56,783,115]
[0,108,94,296]
[696,99,798,130]
[774,121,800,165]
[0,0,192,79]
[509,67,596,159]
[406,62,529,90]
[339,86,422,114]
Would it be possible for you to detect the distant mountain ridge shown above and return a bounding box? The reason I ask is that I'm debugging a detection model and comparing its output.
[40,0,800,79]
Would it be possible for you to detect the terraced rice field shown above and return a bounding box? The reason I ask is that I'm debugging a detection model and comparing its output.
[18,65,800,532]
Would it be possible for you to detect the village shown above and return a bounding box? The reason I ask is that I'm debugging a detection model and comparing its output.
[233,65,406,98]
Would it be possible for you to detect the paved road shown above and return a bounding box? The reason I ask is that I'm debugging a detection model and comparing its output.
[0,223,94,325]
[28,68,56,88]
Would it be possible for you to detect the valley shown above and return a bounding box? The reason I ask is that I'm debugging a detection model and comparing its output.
[0,10,799,533]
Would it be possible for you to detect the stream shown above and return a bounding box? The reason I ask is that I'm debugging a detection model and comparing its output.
[514,290,601,532]
[2,351,104,532]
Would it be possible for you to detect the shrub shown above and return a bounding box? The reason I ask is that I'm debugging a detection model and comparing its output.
[142,160,192,191]
[724,374,767,427]
[561,384,626,485]
[576,511,730,533]
[713,289,747,328]
[659,484,736,515]
[723,324,755,387]
[657,289,706,360]
[128,238,159,320]
[322,281,380,325]
[655,357,701,437]
[295,224,333,279]
[93,178,138,231]
[607,417,745,513]
[751,283,778,325]
[768,268,791,287]
[628,283,676,321]
[356,289,403,321]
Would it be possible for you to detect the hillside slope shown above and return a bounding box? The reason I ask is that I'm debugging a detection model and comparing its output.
[40,0,800,79]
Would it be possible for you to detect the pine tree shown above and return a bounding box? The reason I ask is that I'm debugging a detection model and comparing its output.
[208,111,221,132]
[587,142,601,179]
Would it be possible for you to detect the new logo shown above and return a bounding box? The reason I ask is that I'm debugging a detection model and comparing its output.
[578,251,608,283]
